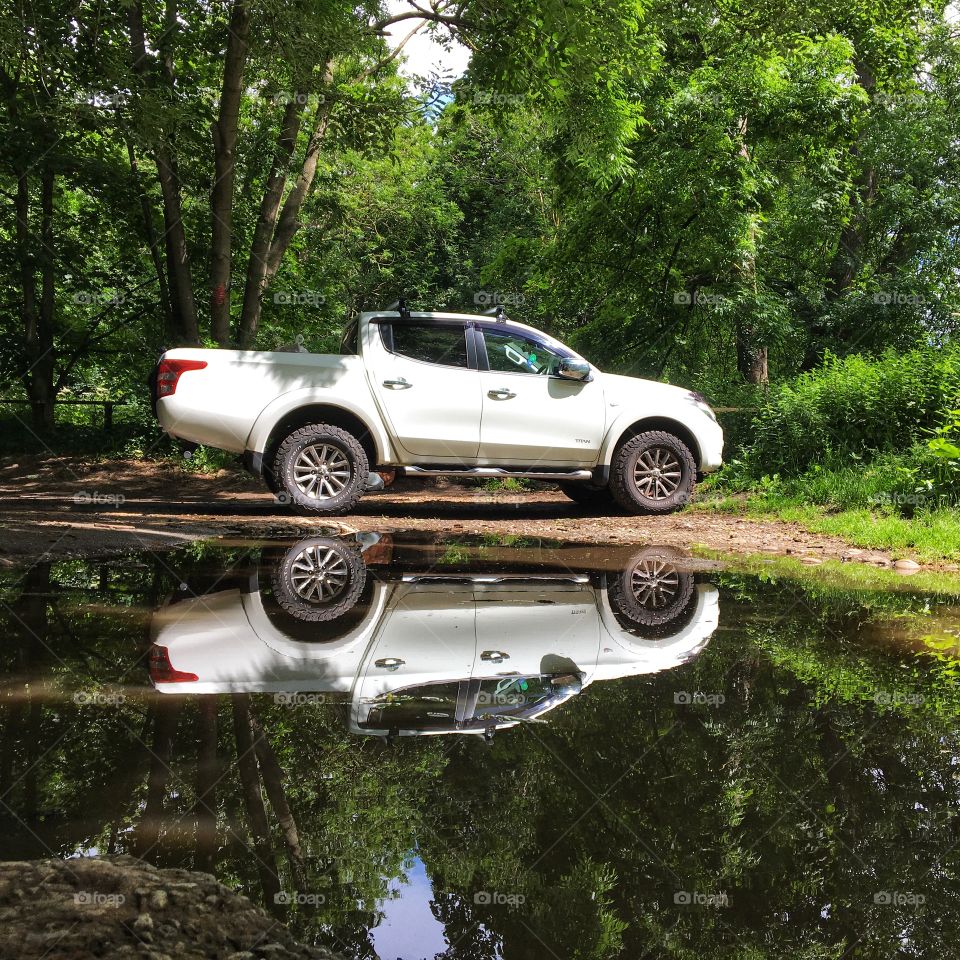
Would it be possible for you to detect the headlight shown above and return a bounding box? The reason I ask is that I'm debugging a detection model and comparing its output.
[686,392,718,423]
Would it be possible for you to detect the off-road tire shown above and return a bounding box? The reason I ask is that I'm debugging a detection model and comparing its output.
[609,430,696,515]
[273,423,368,515]
[607,546,697,638]
[271,537,367,623]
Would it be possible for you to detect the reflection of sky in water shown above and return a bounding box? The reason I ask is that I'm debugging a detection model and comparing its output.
[372,857,448,960]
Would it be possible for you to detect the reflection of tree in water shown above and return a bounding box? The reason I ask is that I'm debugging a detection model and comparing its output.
[2,554,960,958]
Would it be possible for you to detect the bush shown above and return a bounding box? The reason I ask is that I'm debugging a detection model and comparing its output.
[744,345,960,476]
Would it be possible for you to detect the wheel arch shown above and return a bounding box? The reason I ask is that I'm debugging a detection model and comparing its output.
[603,416,702,470]
[250,399,389,478]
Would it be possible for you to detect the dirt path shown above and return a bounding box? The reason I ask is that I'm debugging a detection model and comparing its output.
[0,455,932,569]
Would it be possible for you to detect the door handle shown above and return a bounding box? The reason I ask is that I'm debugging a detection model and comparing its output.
[487,388,516,399]
[480,650,510,663]
[374,658,405,670]
[382,377,411,389]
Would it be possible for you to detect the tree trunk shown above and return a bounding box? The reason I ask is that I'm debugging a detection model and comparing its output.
[131,695,183,859]
[263,106,332,284]
[250,712,307,889]
[237,91,315,349]
[194,696,219,874]
[826,60,878,298]
[734,116,767,386]
[209,0,251,346]
[232,694,282,911]
[127,0,199,346]
[123,130,174,341]
[28,169,56,430]
[736,325,768,385]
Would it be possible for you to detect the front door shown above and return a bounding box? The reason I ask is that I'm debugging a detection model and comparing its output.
[476,325,606,464]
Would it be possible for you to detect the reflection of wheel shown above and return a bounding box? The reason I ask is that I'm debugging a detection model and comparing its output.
[609,430,696,514]
[271,538,367,622]
[558,482,615,510]
[608,547,697,638]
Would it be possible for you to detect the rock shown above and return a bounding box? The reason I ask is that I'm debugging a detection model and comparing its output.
[894,558,922,573]
[800,556,823,565]
[148,889,169,910]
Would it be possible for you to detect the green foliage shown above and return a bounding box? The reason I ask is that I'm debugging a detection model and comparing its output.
[742,346,960,475]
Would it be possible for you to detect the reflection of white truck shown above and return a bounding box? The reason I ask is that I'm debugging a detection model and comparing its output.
[153,310,722,515]
[149,537,720,739]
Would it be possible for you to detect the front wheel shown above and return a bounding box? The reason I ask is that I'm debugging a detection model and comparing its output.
[609,430,696,514]
[273,423,368,515]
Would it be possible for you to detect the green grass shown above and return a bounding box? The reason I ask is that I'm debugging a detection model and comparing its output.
[695,452,960,562]
[694,488,960,562]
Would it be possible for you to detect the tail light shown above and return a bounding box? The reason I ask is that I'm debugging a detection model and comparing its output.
[149,644,198,683]
[156,358,207,398]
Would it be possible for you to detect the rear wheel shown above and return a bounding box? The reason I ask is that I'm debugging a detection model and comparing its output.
[558,482,615,510]
[609,430,696,514]
[273,423,368,515]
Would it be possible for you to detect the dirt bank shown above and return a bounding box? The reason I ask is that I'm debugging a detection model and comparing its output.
[0,455,936,570]
[0,855,342,960]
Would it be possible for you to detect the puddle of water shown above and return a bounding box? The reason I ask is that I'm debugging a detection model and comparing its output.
[1,532,960,959]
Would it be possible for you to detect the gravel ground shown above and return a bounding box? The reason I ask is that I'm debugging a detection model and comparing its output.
[0,455,935,570]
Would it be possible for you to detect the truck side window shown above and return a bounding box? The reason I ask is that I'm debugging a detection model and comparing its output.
[482,327,566,376]
[387,322,469,368]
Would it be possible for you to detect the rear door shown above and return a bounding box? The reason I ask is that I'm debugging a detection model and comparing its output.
[353,582,476,703]
[369,320,482,460]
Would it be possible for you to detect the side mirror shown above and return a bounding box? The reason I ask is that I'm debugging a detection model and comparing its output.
[556,358,591,382]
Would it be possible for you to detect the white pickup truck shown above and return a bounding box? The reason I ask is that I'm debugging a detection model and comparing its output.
[153,309,723,514]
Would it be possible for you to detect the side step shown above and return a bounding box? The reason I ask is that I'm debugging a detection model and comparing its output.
[402,466,593,482]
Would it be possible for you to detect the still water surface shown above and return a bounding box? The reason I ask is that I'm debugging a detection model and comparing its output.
[2,533,959,958]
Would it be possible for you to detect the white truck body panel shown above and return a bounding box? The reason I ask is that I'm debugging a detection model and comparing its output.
[155,311,723,481]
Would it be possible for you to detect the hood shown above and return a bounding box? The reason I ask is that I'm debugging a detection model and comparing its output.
[601,372,696,405]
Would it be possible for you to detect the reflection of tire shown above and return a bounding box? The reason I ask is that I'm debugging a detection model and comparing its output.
[608,547,697,638]
[558,482,615,510]
[271,538,367,622]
